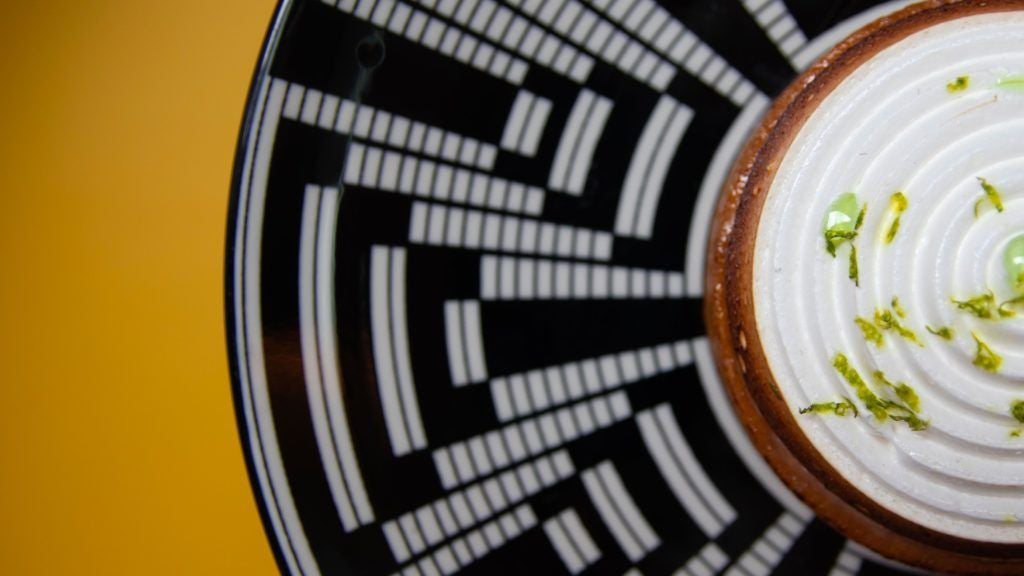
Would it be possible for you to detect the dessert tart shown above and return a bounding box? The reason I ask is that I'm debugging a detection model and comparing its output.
[707,0,1024,572]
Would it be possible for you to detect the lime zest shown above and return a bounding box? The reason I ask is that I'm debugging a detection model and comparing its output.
[848,244,860,286]
[926,325,955,340]
[950,290,1014,319]
[975,177,1005,217]
[831,354,928,430]
[833,353,888,421]
[971,331,1002,373]
[1012,400,1024,424]
[825,230,856,257]
[874,308,923,346]
[799,398,859,418]
[873,371,921,412]
[947,76,970,92]
[855,316,883,347]
[1011,401,1024,438]
[884,192,908,244]
[892,297,907,318]
[888,410,930,432]
[999,295,1024,317]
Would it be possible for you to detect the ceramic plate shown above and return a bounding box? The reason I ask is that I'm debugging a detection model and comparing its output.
[227,0,919,573]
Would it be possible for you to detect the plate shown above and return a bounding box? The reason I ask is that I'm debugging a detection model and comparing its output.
[227,0,919,574]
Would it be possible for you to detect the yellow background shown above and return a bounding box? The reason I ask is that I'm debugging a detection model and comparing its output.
[1,1,281,573]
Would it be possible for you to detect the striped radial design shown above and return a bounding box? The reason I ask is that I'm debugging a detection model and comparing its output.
[228,0,920,574]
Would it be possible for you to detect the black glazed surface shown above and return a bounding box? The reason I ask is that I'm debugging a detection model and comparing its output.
[226,1,916,574]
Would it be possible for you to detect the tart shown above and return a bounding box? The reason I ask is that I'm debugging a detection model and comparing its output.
[707,0,1024,572]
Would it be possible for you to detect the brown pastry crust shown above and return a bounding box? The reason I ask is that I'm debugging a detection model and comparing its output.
[705,0,1024,572]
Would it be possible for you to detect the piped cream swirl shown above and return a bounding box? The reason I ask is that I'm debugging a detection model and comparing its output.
[755,12,1024,543]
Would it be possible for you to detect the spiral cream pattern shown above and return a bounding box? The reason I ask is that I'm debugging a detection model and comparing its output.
[755,12,1024,543]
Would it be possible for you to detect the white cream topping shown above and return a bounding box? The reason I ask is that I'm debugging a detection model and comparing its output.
[755,12,1024,543]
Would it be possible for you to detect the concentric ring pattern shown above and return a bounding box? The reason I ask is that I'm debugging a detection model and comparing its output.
[755,12,1024,544]
[227,0,918,574]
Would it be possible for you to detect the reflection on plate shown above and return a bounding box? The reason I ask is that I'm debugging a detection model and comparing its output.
[227,0,916,574]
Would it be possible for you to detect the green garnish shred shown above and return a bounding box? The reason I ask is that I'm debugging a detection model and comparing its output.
[1011,402,1024,439]
[892,297,907,318]
[975,177,1005,217]
[831,353,928,430]
[971,331,1003,373]
[855,316,883,347]
[884,192,908,244]
[999,295,1024,317]
[873,371,921,412]
[896,385,921,412]
[947,76,970,92]
[848,244,860,286]
[874,308,923,346]
[926,325,955,340]
[825,230,855,256]
[954,291,995,318]
[1012,400,1024,424]
[885,217,902,244]
[833,353,888,421]
[951,290,1015,319]
[889,410,930,432]
[799,399,859,418]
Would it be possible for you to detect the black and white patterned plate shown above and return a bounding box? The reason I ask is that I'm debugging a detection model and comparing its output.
[226,1,924,574]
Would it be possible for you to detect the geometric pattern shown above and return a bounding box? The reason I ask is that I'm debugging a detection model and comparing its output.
[227,0,917,574]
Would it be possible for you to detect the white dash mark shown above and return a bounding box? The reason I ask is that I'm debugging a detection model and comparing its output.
[544,509,602,574]
[582,461,661,561]
[444,301,470,386]
[371,246,427,455]
[412,204,609,259]
[723,512,808,576]
[501,89,554,157]
[741,0,807,65]
[549,89,614,195]
[334,0,531,84]
[479,257,681,301]
[348,144,544,214]
[299,185,376,532]
[672,542,729,576]
[617,95,693,239]
[637,404,734,537]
